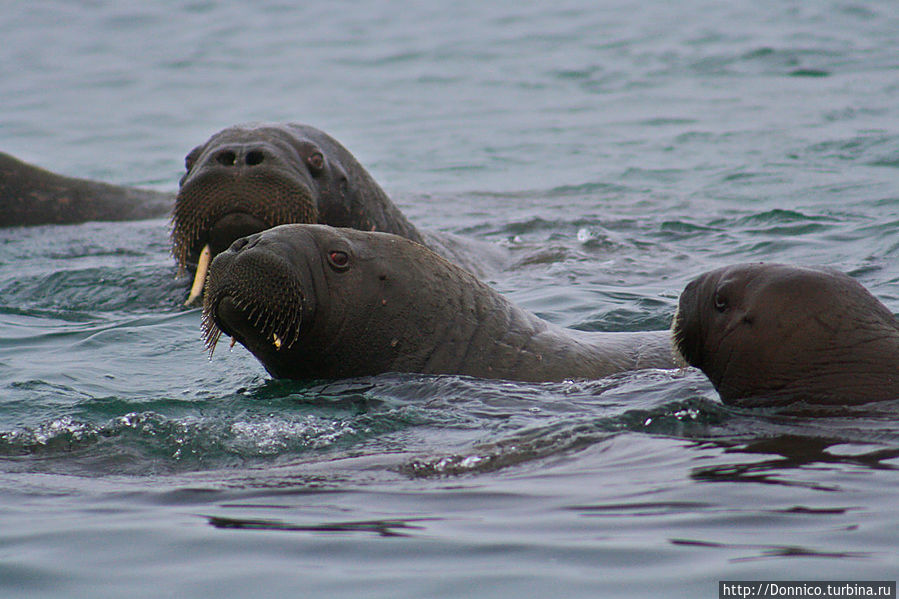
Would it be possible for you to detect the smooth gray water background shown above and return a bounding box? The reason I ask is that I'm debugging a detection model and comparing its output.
[2,1,899,597]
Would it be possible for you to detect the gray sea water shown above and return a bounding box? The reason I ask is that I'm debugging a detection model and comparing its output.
[2,1,899,597]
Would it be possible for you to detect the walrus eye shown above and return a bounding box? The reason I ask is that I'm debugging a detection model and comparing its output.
[307,152,324,175]
[327,250,349,271]
[714,291,728,312]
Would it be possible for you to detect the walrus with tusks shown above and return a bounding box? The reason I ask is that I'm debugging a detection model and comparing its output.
[672,262,899,407]
[172,123,500,302]
[201,224,677,381]
[1,124,498,304]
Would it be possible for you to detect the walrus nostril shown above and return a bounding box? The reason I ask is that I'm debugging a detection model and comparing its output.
[245,149,265,166]
[230,237,250,252]
[228,234,263,253]
[216,150,237,166]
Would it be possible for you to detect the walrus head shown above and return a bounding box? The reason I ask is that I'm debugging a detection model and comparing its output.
[172,122,427,307]
[171,124,353,302]
[201,224,459,380]
[672,263,899,406]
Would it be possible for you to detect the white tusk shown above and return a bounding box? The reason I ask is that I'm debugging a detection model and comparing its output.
[184,244,212,307]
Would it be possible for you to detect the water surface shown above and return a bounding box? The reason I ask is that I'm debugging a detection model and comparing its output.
[2,1,899,597]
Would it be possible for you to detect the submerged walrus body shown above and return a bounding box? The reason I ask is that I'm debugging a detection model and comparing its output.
[0,152,172,227]
[202,224,676,382]
[673,263,899,406]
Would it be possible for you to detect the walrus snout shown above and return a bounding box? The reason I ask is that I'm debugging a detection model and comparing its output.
[171,144,320,306]
[201,236,311,358]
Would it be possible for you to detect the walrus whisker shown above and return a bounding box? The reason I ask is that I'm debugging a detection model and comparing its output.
[171,177,318,279]
[206,331,222,359]
[201,273,304,358]
[201,312,223,358]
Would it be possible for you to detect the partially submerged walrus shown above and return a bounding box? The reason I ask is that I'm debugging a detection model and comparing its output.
[1,124,496,304]
[0,151,171,227]
[173,123,456,303]
[673,263,899,406]
[202,224,677,382]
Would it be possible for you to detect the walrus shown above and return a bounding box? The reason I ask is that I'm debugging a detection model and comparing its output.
[1,124,494,304]
[672,262,899,406]
[201,224,677,382]
[0,151,172,227]
[173,123,498,303]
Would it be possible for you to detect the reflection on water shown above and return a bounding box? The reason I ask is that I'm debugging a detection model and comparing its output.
[206,515,435,538]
